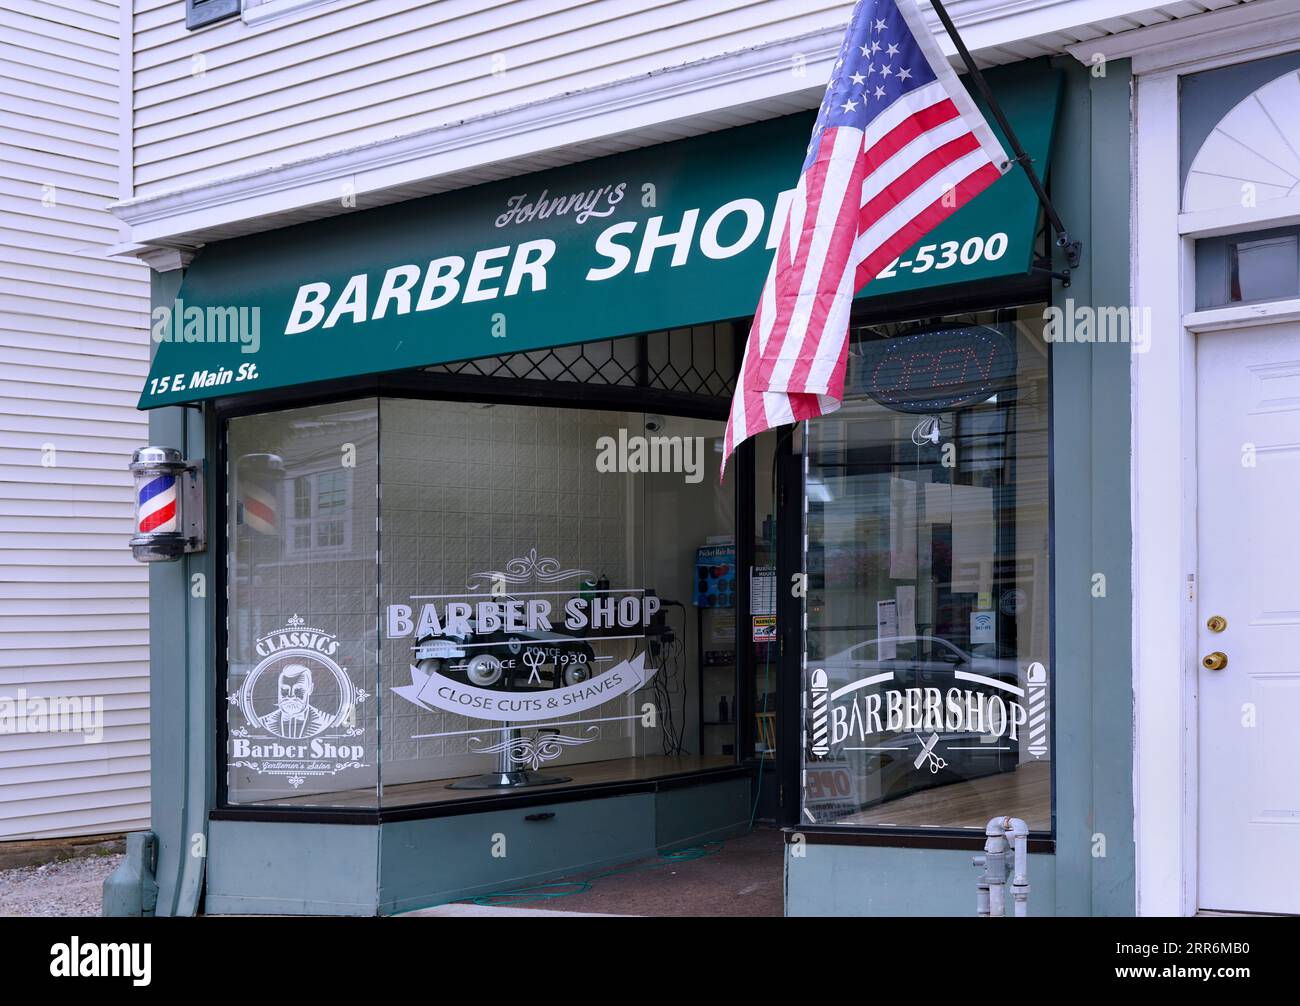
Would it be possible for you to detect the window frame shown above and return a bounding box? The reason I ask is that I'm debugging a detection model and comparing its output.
[788,290,1058,847]
[186,0,240,30]
[210,365,750,823]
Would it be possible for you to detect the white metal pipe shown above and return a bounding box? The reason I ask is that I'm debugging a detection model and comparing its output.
[976,816,1031,917]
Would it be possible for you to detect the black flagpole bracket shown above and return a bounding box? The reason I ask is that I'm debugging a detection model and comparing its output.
[928,0,1083,272]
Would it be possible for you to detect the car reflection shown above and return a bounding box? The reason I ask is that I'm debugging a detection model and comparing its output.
[812,634,1024,808]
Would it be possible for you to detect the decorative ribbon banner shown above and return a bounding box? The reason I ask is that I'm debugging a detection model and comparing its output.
[392,652,655,723]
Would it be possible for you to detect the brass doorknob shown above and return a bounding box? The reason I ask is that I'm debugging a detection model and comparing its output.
[1202,651,1228,671]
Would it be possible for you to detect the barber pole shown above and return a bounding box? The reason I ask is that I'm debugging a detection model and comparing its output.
[810,667,829,757]
[137,472,178,534]
[242,481,278,534]
[1026,661,1048,759]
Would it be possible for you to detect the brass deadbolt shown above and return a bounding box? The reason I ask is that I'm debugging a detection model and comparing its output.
[1202,651,1228,671]
[1207,615,1227,633]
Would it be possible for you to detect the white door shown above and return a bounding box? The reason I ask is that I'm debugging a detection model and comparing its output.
[1197,322,1300,914]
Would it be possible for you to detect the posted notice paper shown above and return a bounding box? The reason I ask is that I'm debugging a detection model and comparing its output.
[876,599,899,660]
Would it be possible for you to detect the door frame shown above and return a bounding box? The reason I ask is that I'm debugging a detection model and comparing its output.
[1125,7,1300,916]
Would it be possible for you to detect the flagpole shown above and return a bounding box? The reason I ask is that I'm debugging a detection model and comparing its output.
[926,0,1082,271]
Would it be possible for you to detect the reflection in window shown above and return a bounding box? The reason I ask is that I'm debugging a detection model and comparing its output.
[286,470,352,556]
[1196,225,1300,309]
[1230,235,1298,304]
[802,306,1052,833]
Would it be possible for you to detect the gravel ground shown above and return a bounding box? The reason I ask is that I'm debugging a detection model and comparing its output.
[0,853,121,917]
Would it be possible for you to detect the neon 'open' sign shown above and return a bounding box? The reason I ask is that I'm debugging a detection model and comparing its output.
[853,324,1018,414]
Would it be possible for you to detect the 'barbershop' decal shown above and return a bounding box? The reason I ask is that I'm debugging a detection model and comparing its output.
[809,662,1029,775]
[228,615,368,787]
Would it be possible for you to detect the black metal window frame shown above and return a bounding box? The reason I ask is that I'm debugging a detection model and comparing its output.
[777,276,1059,853]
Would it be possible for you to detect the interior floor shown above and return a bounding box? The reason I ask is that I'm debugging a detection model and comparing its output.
[838,760,1051,831]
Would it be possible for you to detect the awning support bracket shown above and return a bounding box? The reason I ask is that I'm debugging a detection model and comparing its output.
[929,0,1083,272]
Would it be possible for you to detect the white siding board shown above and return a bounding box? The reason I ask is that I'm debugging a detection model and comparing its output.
[2,0,150,841]
[0,245,147,283]
[0,581,147,600]
[1,117,119,160]
[0,259,151,299]
[0,346,152,378]
[9,0,119,30]
[0,471,137,492]
[1,756,150,787]
[0,147,117,187]
[129,0,851,194]
[0,91,120,134]
[0,180,123,218]
[0,76,119,118]
[3,311,152,343]
[1,41,118,88]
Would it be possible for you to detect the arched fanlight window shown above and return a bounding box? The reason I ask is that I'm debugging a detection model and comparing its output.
[1184,69,1300,213]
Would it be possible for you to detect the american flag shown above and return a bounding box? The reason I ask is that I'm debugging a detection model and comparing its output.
[721,0,1009,476]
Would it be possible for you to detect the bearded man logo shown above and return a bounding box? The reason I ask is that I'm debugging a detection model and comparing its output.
[261,663,331,739]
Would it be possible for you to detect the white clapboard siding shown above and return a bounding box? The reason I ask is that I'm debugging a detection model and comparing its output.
[130,0,853,196]
[1,0,152,840]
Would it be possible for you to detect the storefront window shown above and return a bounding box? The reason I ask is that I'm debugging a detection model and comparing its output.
[378,399,734,805]
[226,401,380,807]
[224,392,735,808]
[802,306,1052,833]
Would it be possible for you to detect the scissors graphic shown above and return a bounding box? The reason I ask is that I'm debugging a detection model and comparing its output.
[914,733,948,774]
[522,647,546,684]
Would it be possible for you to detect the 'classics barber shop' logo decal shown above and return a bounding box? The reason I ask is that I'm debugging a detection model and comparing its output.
[228,615,369,787]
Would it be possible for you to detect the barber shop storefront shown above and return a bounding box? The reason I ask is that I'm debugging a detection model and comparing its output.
[129,55,1136,916]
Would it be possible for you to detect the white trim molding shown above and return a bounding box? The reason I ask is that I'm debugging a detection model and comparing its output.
[1179,194,1300,239]
[1066,0,1300,75]
[1131,68,1194,918]
[1184,297,1300,333]
[1126,0,1300,918]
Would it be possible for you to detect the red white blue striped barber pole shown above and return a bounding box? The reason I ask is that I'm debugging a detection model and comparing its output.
[721,0,1009,478]
[137,473,178,535]
[241,481,278,535]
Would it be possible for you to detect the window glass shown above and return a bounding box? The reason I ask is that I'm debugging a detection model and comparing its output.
[802,306,1051,832]
[1196,225,1300,309]
[1230,235,1298,304]
[378,400,734,805]
[223,394,736,807]
[226,401,380,807]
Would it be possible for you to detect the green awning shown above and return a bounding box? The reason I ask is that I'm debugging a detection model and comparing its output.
[138,61,1062,409]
